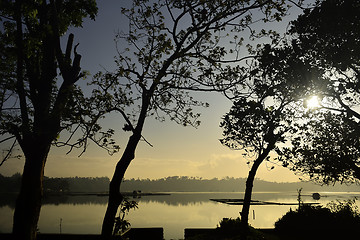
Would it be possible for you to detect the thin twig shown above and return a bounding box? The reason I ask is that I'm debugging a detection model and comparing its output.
[0,139,17,167]
[0,135,16,144]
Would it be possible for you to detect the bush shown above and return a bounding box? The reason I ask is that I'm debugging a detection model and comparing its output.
[275,199,360,239]
[218,217,243,236]
[217,217,276,240]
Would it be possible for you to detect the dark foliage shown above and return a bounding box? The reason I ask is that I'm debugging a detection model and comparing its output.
[218,217,245,237]
[112,198,138,236]
[216,217,276,240]
[275,199,360,239]
[274,0,360,184]
[280,112,360,184]
[1,1,100,238]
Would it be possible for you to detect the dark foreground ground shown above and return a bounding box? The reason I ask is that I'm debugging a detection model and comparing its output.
[0,228,163,240]
[0,227,355,240]
[185,228,357,240]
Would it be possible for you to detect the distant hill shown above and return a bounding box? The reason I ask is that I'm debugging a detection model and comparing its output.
[1,174,359,193]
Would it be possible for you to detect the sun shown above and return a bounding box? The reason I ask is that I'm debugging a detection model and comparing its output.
[305,95,321,109]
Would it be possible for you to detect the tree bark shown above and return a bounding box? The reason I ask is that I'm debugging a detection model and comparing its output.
[12,142,51,240]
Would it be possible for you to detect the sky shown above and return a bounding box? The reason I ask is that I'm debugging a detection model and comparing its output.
[0,0,311,182]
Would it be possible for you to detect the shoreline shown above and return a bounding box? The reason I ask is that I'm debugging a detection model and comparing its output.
[42,191,171,197]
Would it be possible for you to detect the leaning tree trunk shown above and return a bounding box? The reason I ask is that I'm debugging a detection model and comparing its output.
[241,142,275,228]
[12,142,51,240]
[241,158,262,227]
[101,91,151,240]
[101,134,141,239]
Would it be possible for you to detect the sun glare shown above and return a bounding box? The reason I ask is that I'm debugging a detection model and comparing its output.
[305,95,320,109]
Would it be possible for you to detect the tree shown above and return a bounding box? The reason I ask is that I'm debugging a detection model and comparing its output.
[274,0,360,184]
[98,0,293,238]
[219,41,308,227]
[281,111,360,184]
[0,1,97,239]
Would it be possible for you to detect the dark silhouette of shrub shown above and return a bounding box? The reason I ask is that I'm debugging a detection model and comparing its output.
[275,199,360,239]
[217,217,273,240]
[218,217,243,235]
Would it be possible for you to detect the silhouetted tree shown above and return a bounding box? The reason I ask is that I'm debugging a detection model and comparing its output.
[285,111,360,184]
[220,45,304,227]
[0,1,98,239]
[273,0,360,184]
[98,0,294,238]
[218,4,336,222]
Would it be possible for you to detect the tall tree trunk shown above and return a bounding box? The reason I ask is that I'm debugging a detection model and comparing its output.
[9,1,87,239]
[101,91,151,240]
[12,142,50,240]
[241,158,262,227]
[101,135,140,239]
[241,143,275,227]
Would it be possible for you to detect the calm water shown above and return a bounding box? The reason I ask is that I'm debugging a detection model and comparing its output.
[1,192,360,239]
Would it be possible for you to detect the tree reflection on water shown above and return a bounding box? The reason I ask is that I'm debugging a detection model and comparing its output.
[1,192,359,239]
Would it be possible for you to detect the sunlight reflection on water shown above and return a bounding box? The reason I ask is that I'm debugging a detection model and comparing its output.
[1,192,359,239]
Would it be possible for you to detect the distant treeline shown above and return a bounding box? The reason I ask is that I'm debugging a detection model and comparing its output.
[1,174,359,193]
[121,176,360,192]
[0,173,109,193]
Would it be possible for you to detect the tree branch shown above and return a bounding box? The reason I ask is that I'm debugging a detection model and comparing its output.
[0,135,16,144]
[14,0,29,137]
[334,92,360,120]
[0,138,17,167]
[111,107,153,147]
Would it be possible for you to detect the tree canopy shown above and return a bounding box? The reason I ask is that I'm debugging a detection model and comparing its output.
[0,0,99,162]
[98,0,295,238]
[93,0,292,129]
[272,0,360,184]
[281,111,360,184]
[0,1,100,239]
[220,0,360,186]
[219,34,310,226]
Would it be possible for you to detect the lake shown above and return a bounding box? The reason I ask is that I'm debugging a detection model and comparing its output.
[1,191,360,239]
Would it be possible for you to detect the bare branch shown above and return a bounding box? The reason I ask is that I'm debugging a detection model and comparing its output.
[334,93,360,120]
[0,138,17,167]
[111,107,153,147]
[0,135,16,144]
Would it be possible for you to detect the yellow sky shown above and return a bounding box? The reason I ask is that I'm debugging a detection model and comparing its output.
[1,93,301,182]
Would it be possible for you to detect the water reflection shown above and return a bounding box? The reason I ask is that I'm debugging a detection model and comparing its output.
[0,194,109,208]
[2,191,359,208]
[1,192,360,239]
